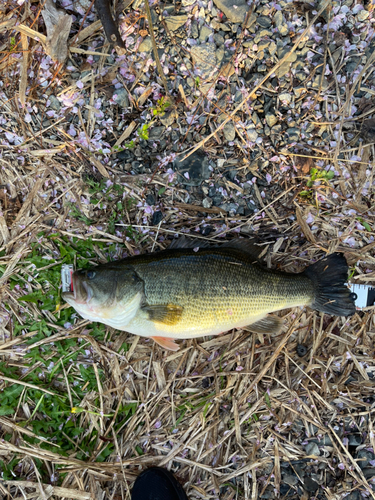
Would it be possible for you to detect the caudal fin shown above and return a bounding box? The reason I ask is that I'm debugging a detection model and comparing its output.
[304,253,356,317]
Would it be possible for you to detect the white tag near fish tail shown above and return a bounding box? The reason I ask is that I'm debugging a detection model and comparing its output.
[61,264,74,293]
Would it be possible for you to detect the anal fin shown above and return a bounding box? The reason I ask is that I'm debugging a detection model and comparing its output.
[245,315,283,334]
[143,304,183,325]
[151,336,180,351]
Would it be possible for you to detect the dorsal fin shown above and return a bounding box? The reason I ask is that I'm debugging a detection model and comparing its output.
[221,239,266,261]
[168,236,212,250]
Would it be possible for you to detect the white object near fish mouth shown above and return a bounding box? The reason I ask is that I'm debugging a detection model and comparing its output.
[61,264,74,293]
[348,283,375,309]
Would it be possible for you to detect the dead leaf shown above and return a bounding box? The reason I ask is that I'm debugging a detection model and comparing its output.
[41,0,72,63]
[295,155,314,175]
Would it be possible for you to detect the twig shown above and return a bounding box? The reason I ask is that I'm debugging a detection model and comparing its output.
[94,0,125,52]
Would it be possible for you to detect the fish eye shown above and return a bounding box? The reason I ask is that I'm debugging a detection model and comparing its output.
[350,292,357,301]
[87,270,96,280]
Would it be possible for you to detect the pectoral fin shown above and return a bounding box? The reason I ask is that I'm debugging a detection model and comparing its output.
[143,304,183,325]
[245,315,283,334]
[151,336,180,351]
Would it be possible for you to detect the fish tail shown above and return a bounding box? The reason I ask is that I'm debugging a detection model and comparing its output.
[303,253,356,317]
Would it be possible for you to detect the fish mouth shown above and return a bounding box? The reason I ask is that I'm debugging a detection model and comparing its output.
[62,274,93,305]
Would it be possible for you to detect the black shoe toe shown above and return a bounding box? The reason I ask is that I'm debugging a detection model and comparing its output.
[131,467,188,500]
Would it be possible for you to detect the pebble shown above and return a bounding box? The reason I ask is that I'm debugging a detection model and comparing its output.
[213,0,256,24]
[113,88,130,108]
[199,26,212,43]
[247,127,258,142]
[265,113,278,128]
[305,442,320,456]
[165,15,188,32]
[139,37,153,53]
[160,109,178,127]
[148,126,165,140]
[356,450,375,469]
[48,95,61,111]
[191,22,199,38]
[213,33,225,46]
[174,151,211,187]
[223,122,236,142]
[357,9,369,21]
[191,44,218,80]
[303,477,319,492]
[283,474,299,486]
[279,93,292,104]
[202,197,213,208]
[257,16,272,28]
[296,344,307,357]
[151,211,163,226]
[274,11,288,36]
[145,194,155,206]
[348,434,362,447]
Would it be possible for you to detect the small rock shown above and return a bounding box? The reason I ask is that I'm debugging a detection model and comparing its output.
[265,113,278,128]
[191,43,218,80]
[283,474,298,486]
[279,92,292,104]
[213,33,225,45]
[165,15,188,31]
[174,150,211,187]
[348,434,362,447]
[305,442,320,456]
[139,37,153,53]
[151,211,163,226]
[213,0,256,25]
[357,9,369,21]
[113,88,129,108]
[202,197,213,208]
[274,11,288,36]
[146,194,155,206]
[286,127,301,142]
[303,476,319,493]
[356,450,375,469]
[148,126,165,140]
[48,95,61,111]
[223,122,236,141]
[258,15,271,28]
[191,21,199,38]
[160,109,178,127]
[199,26,212,42]
[247,127,258,142]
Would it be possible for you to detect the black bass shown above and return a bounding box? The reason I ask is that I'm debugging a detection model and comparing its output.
[62,239,356,351]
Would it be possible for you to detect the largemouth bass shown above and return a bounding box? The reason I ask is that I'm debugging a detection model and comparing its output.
[62,239,356,351]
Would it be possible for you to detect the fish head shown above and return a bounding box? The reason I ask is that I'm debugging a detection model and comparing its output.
[62,265,143,325]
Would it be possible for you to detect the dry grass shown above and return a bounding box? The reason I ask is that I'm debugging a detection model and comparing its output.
[1,0,375,499]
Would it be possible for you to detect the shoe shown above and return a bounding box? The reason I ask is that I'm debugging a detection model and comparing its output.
[131,467,188,500]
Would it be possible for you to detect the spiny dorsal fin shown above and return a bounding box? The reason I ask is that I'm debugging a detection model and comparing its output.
[221,239,266,261]
[143,304,183,325]
[168,236,212,250]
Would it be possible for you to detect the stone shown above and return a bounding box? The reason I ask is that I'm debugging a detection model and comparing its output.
[113,88,129,108]
[191,22,199,38]
[174,150,211,186]
[357,9,369,21]
[348,434,362,447]
[223,122,236,141]
[202,197,213,208]
[305,442,320,456]
[265,113,278,128]
[148,126,165,140]
[279,92,292,104]
[48,95,61,111]
[151,211,163,225]
[139,37,153,53]
[274,11,288,36]
[165,15,188,31]
[160,109,178,127]
[146,194,155,206]
[191,43,218,80]
[199,26,212,42]
[283,474,299,486]
[303,477,319,493]
[257,15,271,28]
[286,127,301,142]
[213,0,256,25]
[356,450,375,469]
[247,127,258,142]
[213,33,225,46]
